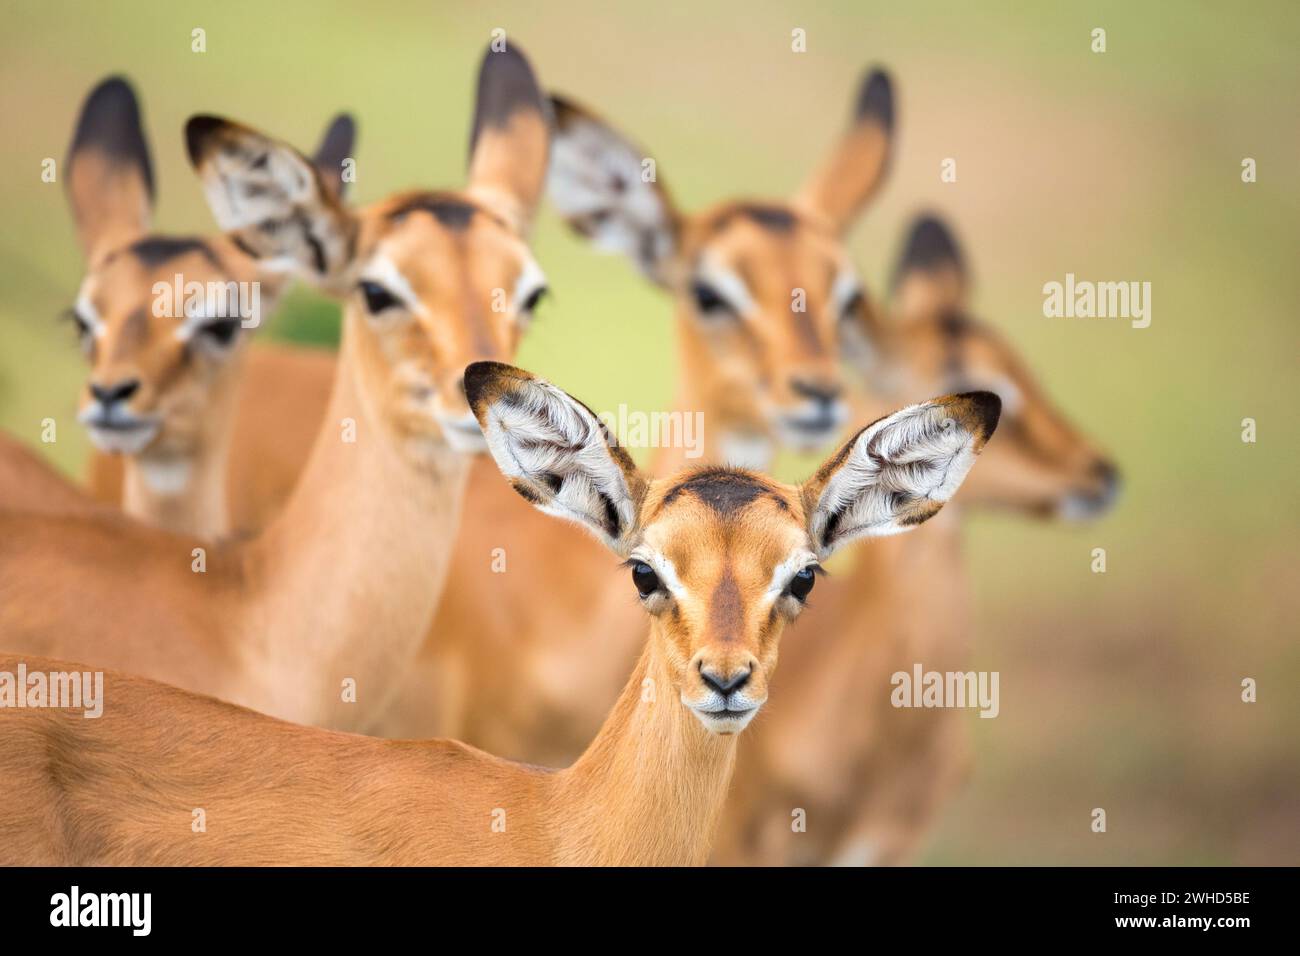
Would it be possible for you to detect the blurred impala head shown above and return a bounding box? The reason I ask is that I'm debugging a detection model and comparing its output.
[184,45,551,458]
[64,75,356,459]
[847,214,1121,519]
[466,361,1000,734]
[545,68,897,463]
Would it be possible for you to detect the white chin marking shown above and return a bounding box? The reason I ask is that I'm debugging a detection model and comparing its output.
[774,421,839,453]
[139,457,193,495]
[718,432,773,470]
[690,706,760,735]
[438,415,488,454]
[87,424,159,456]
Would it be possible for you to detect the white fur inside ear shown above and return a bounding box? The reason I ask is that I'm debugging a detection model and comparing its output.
[547,117,673,276]
[811,399,980,554]
[201,136,316,231]
[480,379,637,545]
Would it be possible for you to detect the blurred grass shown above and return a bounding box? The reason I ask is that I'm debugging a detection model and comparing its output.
[1,0,1297,863]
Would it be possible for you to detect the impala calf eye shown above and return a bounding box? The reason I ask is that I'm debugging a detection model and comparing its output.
[691,281,730,316]
[631,562,661,598]
[200,318,241,347]
[841,289,865,319]
[520,286,548,313]
[359,280,400,314]
[787,566,817,602]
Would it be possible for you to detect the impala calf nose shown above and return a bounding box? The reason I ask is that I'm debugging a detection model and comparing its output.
[700,665,752,696]
[790,377,843,408]
[90,379,141,406]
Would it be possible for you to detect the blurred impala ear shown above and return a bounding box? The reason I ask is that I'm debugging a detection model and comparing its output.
[891,213,970,321]
[465,361,647,556]
[794,67,894,233]
[466,43,551,234]
[545,94,680,288]
[311,113,357,202]
[66,76,155,264]
[185,114,357,288]
[801,391,1000,558]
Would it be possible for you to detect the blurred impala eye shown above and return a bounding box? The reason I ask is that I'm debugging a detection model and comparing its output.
[691,281,732,317]
[840,289,865,320]
[786,566,817,602]
[631,562,661,598]
[198,318,240,348]
[359,280,400,314]
[520,286,548,314]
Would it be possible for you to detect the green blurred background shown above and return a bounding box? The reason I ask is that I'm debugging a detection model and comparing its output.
[1,1,1296,863]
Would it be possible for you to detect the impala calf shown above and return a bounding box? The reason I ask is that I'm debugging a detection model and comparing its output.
[712,214,1120,866]
[31,75,356,538]
[374,64,898,748]
[0,46,551,731]
[0,362,999,865]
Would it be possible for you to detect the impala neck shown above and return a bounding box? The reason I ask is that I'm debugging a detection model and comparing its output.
[120,358,245,540]
[243,313,470,726]
[552,637,738,865]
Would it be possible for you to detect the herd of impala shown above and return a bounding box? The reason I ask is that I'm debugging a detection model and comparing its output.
[0,42,1118,866]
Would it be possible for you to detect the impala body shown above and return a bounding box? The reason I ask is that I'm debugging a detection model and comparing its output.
[0,362,998,865]
[0,46,551,732]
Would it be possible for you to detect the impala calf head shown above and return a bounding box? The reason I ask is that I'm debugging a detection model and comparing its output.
[546,68,896,460]
[854,215,1120,519]
[64,76,355,460]
[466,362,1000,735]
[186,46,550,455]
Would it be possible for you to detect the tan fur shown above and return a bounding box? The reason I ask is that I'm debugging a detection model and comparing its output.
[0,433,110,518]
[710,222,1118,865]
[0,115,547,731]
[33,78,354,539]
[70,236,281,538]
[371,77,898,744]
[0,430,822,865]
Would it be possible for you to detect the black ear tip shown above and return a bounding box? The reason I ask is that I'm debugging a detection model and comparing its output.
[184,114,226,165]
[478,41,543,105]
[463,360,521,409]
[548,93,579,122]
[855,67,894,131]
[471,41,546,154]
[895,212,965,282]
[328,113,356,140]
[85,75,139,111]
[70,75,155,200]
[961,391,1002,438]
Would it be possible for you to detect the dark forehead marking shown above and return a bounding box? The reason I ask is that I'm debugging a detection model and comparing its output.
[387,194,481,231]
[939,310,970,338]
[661,467,788,516]
[713,203,798,235]
[707,568,744,643]
[117,236,222,269]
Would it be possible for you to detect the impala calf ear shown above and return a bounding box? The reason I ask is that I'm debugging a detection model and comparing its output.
[312,113,357,202]
[801,391,1000,558]
[466,43,551,233]
[546,94,679,288]
[184,115,356,287]
[794,67,895,233]
[66,76,155,264]
[465,361,646,555]
[891,213,970,321]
